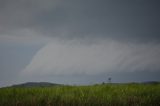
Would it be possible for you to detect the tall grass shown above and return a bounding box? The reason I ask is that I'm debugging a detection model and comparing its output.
[0,84,160,106]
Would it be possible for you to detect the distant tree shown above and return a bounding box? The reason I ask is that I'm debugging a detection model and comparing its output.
[102,82,105,85]
[108,77,112,83]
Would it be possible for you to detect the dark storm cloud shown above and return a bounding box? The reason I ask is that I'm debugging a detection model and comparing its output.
[0,0,160,42]
[1,0,160,87]
[35,0,160,42]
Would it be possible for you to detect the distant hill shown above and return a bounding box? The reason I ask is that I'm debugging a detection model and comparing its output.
[141,81,160,85]
[11,82,62,87]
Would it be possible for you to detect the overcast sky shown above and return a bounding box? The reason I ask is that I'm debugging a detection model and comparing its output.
[0,0,160,87]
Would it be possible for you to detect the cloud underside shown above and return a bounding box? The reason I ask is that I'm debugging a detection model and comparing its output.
[21,39,160,76]
[0,0,160,44]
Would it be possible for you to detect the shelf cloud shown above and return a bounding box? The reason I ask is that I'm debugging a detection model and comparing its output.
[21,39,160,77]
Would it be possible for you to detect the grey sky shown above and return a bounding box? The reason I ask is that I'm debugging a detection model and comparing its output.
[0,0,160,87]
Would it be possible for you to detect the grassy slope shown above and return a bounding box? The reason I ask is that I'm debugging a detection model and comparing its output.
[0,84,160,106]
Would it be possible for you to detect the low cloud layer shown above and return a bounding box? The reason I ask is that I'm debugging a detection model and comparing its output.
[21,39,160,77]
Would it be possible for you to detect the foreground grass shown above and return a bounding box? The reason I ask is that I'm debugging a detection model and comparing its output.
[0,84,160,106]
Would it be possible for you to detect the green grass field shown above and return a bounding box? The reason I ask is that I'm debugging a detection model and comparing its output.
[0,84,160,106]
